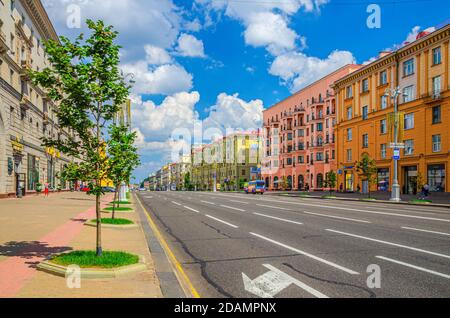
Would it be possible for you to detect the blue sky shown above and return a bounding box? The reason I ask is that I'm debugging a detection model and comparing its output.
[43,0,450,182]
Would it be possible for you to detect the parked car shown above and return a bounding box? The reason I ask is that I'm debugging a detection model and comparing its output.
[245,180,266,194]
[139,187,147,191]
[80,186,90,192]
[101,186,116,193]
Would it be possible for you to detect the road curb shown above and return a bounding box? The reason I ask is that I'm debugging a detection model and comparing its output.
[36,256,148,279]
[134,193,200,298]
[84,220,138,229]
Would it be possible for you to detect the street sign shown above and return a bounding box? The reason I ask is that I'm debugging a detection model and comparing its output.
[390,142,405,149]
[393,148,400,160]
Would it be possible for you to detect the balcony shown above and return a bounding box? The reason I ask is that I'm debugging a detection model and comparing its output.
[20,95,31,110]
[20,60,32,80]
[0,30,7,54]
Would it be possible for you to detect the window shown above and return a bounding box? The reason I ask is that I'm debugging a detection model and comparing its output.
[403,58,414,76]
[347,106,353,120]
[298,129,304,137]
[347,128,353,141]
[428,164,445,192]
[380,144,387,159]
[298,156,304,164]
[381,95,388,110]
[362,134,369,148]
[403,86,415,103]
[432,47,441,65]
[432,105,441,124]
[380,70,387,85]
[404,139,414,155]
[286,158,293,166]
[380,119,387,134]
[432,135,441,152]
[432,76,441,94]
[317,123,323,132]
[346,149,352,162]
[346,86,353,98]
[287,133,293,141]
[316,152,324,161]
[362,106,369,120]
[362,79,369,93]
[404,113,414,130]
[27,154,39,191]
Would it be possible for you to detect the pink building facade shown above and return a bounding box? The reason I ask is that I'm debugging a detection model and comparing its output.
[262,65,361,191]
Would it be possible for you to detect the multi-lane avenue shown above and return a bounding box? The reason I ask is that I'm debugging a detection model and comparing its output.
[136,191,450,298]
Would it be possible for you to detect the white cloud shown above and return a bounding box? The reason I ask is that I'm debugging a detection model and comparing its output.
[121,61,193,95]
[176,33,206,58]
[203,93,264,132]
[269,50,356,92]
[144,45,173,65]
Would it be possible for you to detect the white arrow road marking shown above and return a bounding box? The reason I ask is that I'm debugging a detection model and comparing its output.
[242,264,328,298]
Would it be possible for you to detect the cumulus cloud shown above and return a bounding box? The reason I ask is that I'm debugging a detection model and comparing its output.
[176,33,206,58]
[269,50,356,92]
[144,45,173,65]
[121,61,193,95]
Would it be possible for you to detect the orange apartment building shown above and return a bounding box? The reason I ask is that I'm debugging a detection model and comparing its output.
[262,65,361,191]
[334,24,450,195]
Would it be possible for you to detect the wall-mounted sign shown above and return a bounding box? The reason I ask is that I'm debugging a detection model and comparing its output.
[11,140,24,153]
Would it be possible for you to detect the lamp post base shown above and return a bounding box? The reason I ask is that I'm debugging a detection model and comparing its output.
[390,183,401,202]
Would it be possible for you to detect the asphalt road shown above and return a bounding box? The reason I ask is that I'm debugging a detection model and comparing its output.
[137,191,450,298]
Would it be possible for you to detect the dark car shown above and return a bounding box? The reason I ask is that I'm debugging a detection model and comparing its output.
[102,186,116,193]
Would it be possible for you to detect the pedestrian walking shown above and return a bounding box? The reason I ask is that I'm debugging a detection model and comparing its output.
[44,183,49,197]
[339,183,344,193]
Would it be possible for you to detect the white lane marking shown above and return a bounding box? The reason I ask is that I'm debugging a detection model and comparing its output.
[209,193,450,222]
[243,264,328,298]
[171,201,182,206]
[205,215,239,229]
[184,206,200,213]
[220,205,246,212]
[253,213,303,225]
[256,204,291,211]
[326,229,450,259]
[401,227,450,237]
[303,211,371,224]
[376,256,450,279]
[228,200,249,204]
[201,200,216,205]
[249,232,359,275]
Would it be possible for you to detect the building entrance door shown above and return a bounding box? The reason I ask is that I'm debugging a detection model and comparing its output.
[16,173,26,197]
[403,166,418,195]
[345,171,354,192]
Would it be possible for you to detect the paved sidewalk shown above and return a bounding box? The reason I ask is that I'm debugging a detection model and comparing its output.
[0,192,163,298]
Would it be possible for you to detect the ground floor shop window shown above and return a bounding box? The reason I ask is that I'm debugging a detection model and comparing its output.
[345,172,354,192]
[377,168,390,191]
[27,155,39,191]
[47,158,56,189]
[428,164,445,192]
[403,166,418,195]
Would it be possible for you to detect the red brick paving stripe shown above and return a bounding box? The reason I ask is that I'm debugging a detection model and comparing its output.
[0,195,113,298]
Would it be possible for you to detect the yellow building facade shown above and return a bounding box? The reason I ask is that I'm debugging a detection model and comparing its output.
[334,24,449,194]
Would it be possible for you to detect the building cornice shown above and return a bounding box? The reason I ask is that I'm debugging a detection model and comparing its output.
[19,0,59,43]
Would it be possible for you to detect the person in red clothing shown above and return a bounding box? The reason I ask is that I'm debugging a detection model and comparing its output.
[44,183,49,197]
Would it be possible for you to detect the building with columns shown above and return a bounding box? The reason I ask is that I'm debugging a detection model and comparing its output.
[0,0,75,198]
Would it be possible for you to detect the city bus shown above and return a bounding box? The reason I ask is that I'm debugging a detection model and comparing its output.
[245,180,266,194]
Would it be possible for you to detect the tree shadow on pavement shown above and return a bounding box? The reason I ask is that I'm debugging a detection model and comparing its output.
[0,241,72,268]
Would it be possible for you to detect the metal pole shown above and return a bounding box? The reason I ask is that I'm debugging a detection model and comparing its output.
[390,87,401,202]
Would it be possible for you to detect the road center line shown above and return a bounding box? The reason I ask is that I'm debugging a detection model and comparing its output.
[249,232,359,275]
[376,256,450,279]
[401,227,450,237]
[184,206,200,213]
[201,200,216,205]
[327,229,450,259]
[303,211,371,224]
[253,213,303,225]
[220,205,246,212]
[256,204,291,211]
[205,215,239,229]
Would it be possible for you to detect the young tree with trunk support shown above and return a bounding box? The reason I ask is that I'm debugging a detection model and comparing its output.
[356,153,378,199]
[30,20,130,256]
[107,125,140,219]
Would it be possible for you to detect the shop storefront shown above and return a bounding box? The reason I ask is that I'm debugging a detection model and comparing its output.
[27,154,40,191]
[377,168,390,192]
[345,171,354,192]
[428,164,445,192]
[403,166,418,195]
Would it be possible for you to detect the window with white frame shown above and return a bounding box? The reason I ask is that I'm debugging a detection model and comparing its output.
[346,149,352,162]
[404,113,414,130]
[432,76,441,95]
[362,106,369,120]
[380,119,387,134]
[432,135,441,152]
[404,139,414,155]
[403,85,415,103]
[362,78,369,93]
[347,128,353,141]
[362,134,369,148]
[432,47,441,65]
[380,70,387,85]
[347,106,353,120]
[346,86,353,98]
[380,144,387,159]
[381,95,388,109]
[403,58,414,76]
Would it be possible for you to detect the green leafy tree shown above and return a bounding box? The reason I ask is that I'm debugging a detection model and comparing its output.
[356,153,378,199]
[107,125,140,219]
[30,20,130,256]
[324,170,337,196]
[184,172,191,190]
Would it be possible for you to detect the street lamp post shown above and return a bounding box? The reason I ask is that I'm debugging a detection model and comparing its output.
[385,86,406,202]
